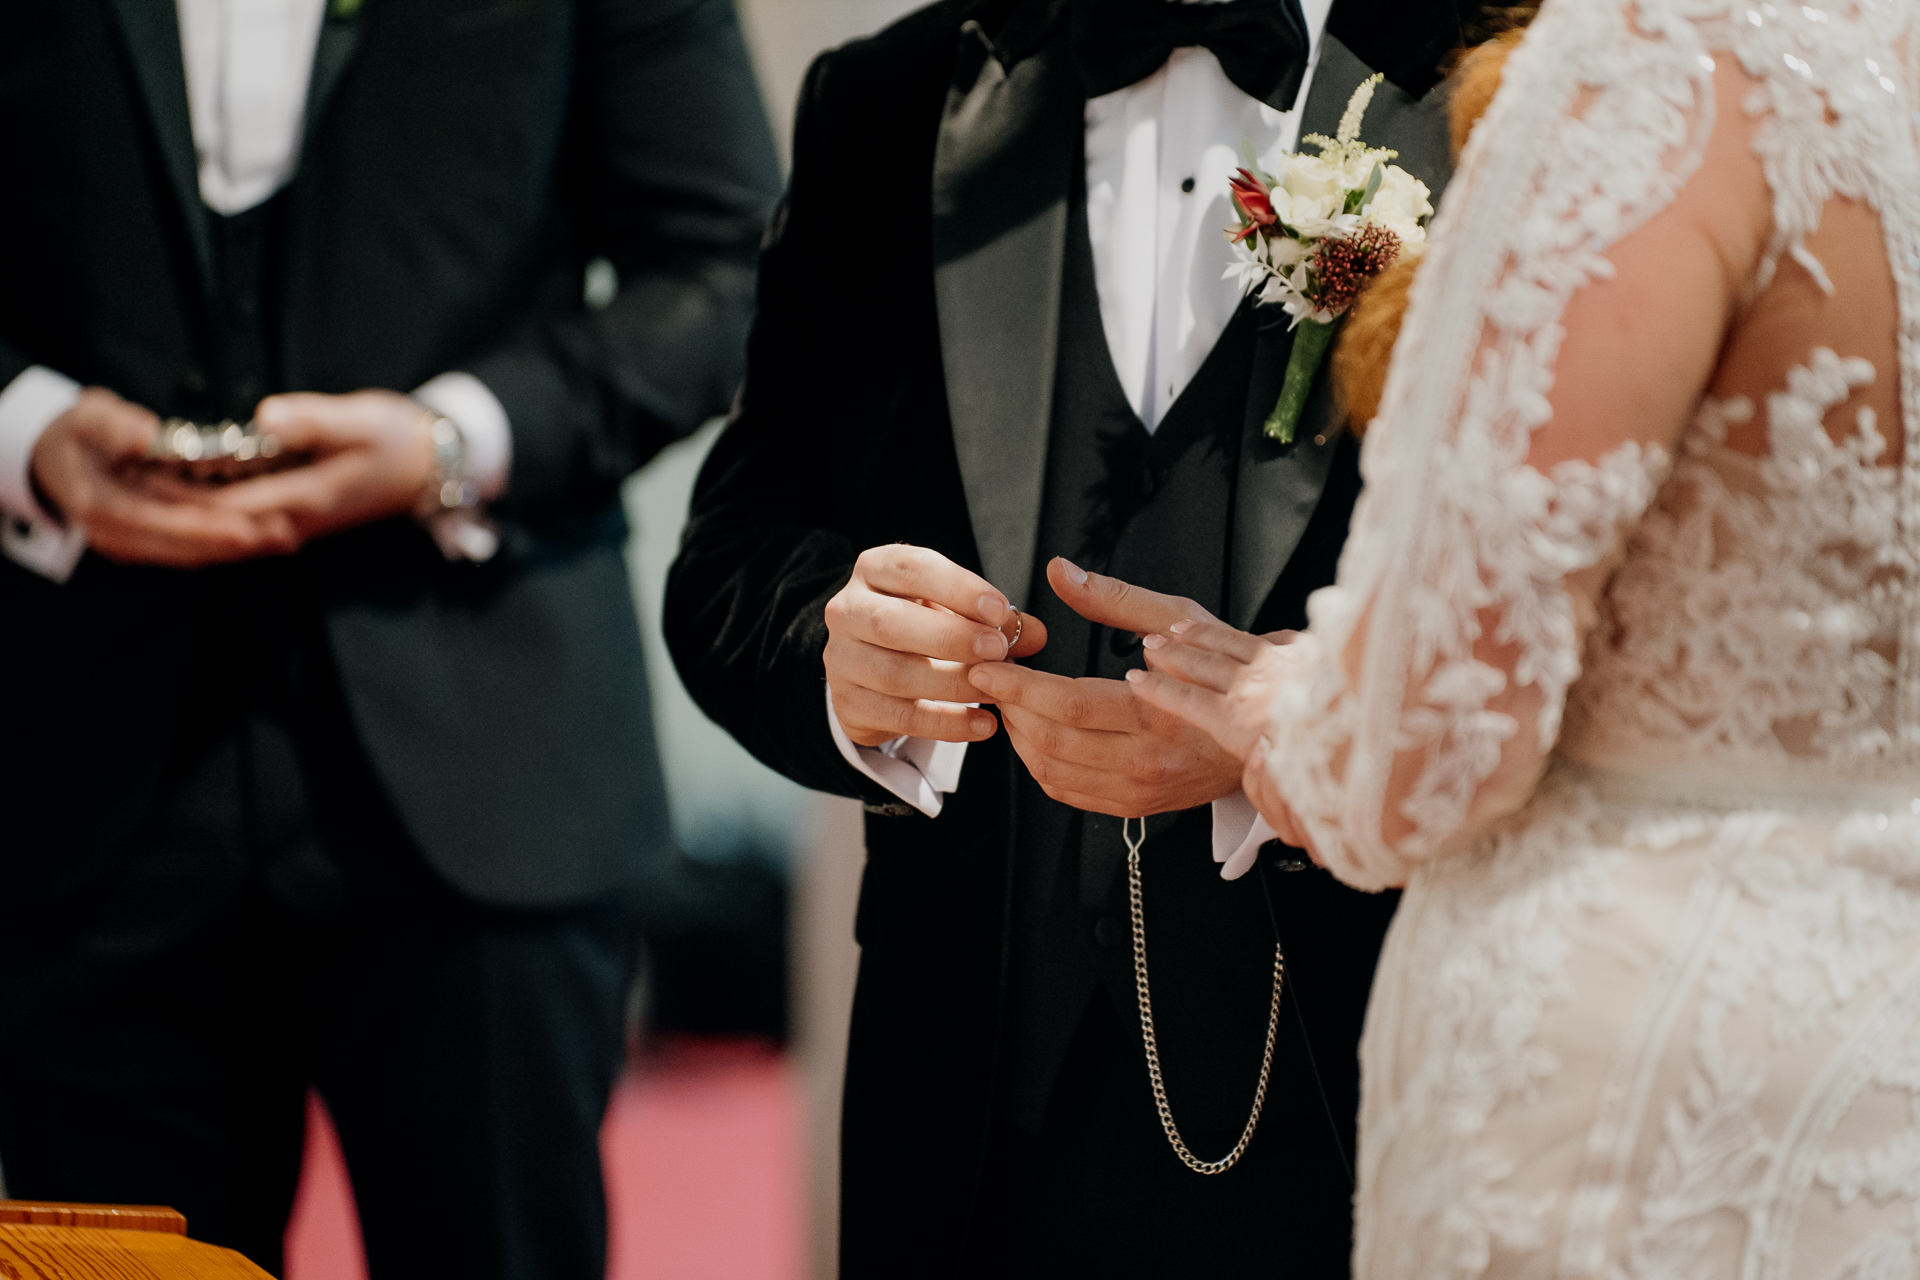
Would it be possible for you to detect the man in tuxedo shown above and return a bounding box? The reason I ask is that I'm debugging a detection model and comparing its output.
[668,0,1461,1273]
[0,2,778,1276]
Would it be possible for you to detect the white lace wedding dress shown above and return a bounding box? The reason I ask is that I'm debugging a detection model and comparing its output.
[1258,0,1920,1274]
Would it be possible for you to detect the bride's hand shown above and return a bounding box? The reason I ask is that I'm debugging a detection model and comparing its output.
[1124,619,1315,852]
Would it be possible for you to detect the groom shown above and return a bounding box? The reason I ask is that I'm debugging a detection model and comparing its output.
[669,0,1457,1271]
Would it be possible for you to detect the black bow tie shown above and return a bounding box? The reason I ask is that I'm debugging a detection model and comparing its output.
[1070,0,1313,109]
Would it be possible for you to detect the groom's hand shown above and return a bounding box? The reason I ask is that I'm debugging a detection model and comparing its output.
[824,544,1047,746]
[963,557,1239,816]
[966,661,1242,816]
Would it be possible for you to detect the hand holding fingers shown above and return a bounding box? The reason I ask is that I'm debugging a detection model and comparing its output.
[998,707,1231,815]
[829,682,998,747]
[1046,557,1214,636]
[987,670,1243,813]
[965,663,1143,731]
[823,632,985,706]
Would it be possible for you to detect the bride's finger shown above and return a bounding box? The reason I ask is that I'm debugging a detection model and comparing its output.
[1139,634,1241,692]
[1122,668,1240,752]
[1163,617,1270,664]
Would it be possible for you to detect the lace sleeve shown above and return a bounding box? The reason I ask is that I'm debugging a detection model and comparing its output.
[1267,0,1757,890]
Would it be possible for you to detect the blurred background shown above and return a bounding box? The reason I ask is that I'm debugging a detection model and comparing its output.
[279,4,922,1277]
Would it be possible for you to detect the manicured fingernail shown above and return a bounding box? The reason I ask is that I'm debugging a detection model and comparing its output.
[1124,669,1145,684]
[1169,618,1195,635]
[975,631,1008,660]
[978,594,1009,624]
[1059,558,1088,586]
[1142,633,1168,651]
[971,713,996,736]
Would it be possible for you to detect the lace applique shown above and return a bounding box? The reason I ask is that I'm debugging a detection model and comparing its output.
[1564,348,1910,777]
[1358,781,1620,1278]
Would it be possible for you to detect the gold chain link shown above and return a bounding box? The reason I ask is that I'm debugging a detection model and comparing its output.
[1123,815,1284,1176]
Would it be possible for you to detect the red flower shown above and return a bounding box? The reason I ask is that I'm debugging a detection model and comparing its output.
[1229,168,1277,243]
[1310,223,1402,315]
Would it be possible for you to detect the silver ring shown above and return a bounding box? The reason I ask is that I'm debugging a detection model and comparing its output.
[1000,610,1023,651]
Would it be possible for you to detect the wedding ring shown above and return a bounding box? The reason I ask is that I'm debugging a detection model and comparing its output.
[999,610,1024,650]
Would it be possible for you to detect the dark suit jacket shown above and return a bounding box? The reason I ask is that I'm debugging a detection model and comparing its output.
[666,0,1456,1266]
[0,0,781,909]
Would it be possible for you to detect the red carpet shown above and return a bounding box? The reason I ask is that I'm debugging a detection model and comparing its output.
[283,1039,806,1280]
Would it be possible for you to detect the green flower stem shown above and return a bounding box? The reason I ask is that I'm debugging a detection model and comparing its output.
[1265,316,1338,444]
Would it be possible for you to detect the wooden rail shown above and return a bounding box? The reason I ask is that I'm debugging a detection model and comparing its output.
[0,1201,273,1279]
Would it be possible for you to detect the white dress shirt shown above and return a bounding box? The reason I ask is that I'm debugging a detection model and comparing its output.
[833,1,1337,874]
[0,0,512,581]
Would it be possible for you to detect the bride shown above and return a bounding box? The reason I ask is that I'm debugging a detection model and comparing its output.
[1110,0,1920,1273]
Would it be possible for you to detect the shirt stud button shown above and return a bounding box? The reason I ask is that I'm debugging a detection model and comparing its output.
[1180,176,1196,193]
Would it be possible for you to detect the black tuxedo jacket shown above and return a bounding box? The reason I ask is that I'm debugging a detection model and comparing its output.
[0,0,780,910]
[667,0,1456,1265]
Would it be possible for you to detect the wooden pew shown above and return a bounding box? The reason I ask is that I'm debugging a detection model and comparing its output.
[0,1200,273,1278]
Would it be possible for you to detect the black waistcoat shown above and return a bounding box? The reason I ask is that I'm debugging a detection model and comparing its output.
[997,174,1285,1135]
[203,194,290,421]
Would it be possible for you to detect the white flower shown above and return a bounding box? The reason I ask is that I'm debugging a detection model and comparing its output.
[1265,235,1307,268]
[1362,164,1433,246]
[1335,73,1383,145]
[1277,153,1347,208]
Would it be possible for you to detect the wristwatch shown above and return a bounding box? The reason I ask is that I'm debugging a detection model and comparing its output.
[416,410,479,518]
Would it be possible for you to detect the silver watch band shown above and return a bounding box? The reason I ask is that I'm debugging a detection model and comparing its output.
[417,411,479,517]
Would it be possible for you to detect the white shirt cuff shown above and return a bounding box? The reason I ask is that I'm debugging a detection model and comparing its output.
[0,366,87,581]
[413,371,510,499]
[0,366,80,526]
[413,371,510,563]
[1213,790,1279,880]
[825,685,969,818]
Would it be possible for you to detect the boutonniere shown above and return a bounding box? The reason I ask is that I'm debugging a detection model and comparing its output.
[329,0,365,19]
[1225,74,1433,443]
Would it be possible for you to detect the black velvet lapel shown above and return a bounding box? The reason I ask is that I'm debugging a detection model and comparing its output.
[102,0,212,297]
[932,1,1080,610]
[1227,32,1454,630]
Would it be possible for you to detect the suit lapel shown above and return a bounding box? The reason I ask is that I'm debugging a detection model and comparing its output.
[304,3,367,151]
[103,0,212,296]
[933,13,1082,611]
[1227,33,1454,629]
